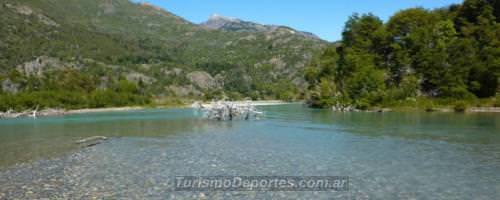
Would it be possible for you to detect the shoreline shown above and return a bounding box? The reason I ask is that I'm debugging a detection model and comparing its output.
[65,106,146,114]
[465,107,500,113]
[0,100,291,119]
[1,102,499,119]
[0,107,147,119]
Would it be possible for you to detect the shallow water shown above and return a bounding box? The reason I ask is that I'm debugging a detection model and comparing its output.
[0,104,499,199]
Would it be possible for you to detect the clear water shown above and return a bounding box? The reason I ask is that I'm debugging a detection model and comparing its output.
[0,104,499,199]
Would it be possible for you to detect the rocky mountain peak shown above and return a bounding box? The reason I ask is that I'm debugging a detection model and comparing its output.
[208,13,240,22]
[201,14,321,40]
[202,13,242,30]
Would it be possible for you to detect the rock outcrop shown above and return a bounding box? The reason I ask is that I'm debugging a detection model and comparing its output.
[187,71,218,90]
[16,56,70,76]
[1,79,20,94]
[7,3,59,27]
[200,14,321,40]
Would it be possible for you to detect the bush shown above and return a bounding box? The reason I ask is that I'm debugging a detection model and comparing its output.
[0,94,11,111]
[453,101,468,113]
[227,92,243,100]
[355,98,370,110]
[494,98,500,107]
[388,75,420,100]
[423,101,436,112]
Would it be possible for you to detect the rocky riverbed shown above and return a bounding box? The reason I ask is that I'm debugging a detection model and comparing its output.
[0,138,349,199]
[1,105,498,199]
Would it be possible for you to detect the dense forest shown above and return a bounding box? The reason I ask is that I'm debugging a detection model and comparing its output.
[305,0,500,110]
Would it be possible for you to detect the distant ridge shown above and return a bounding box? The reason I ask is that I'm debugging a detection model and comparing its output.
[201,13,322,40]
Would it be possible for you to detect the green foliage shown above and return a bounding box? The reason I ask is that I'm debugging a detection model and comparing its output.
[1,0,326,104]
[454,101,468,112]
[389,75,420,100]
[494,97,500,107]
[203,89,224,101]
[226,92,243,101]
[306,0,500,109]
[0,69,149,111]
[345,67,386,105]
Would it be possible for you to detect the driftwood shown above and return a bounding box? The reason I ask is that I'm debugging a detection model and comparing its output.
[2,110,33,118]
[76,136,108,147]
[0,106,66,119]
[194,101,263,121]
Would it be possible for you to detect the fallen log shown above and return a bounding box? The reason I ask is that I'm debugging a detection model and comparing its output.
[76,136,108,147]
[0,107,66,119]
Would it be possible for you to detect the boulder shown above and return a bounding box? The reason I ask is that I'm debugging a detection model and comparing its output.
[13,5,33,15]
[187,71,217,90]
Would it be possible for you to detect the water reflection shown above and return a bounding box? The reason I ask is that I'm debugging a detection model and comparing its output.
[264,104,500,144]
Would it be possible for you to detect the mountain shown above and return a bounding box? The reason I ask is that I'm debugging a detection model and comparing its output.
[201,14,321,40]
[0,0,328,110]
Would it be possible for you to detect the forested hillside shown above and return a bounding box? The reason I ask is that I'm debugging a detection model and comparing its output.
[0,0,325,110]
[306,0,500,110]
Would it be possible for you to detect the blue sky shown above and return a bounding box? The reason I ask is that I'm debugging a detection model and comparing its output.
[135,0,463,41]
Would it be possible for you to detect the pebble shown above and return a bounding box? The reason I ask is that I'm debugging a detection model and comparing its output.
[0,129,494,199]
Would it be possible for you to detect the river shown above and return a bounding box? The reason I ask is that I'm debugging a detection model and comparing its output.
[0,104,499,199]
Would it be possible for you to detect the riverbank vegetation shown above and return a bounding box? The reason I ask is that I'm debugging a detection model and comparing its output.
[305,0,499,110]
[0,69,150,111]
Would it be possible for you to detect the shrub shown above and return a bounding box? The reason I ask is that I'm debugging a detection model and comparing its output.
[425,107,436,112]
[453,101,468,113]
[424,101,437,112]
[494,98,500,107]
[355,98,371,110]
